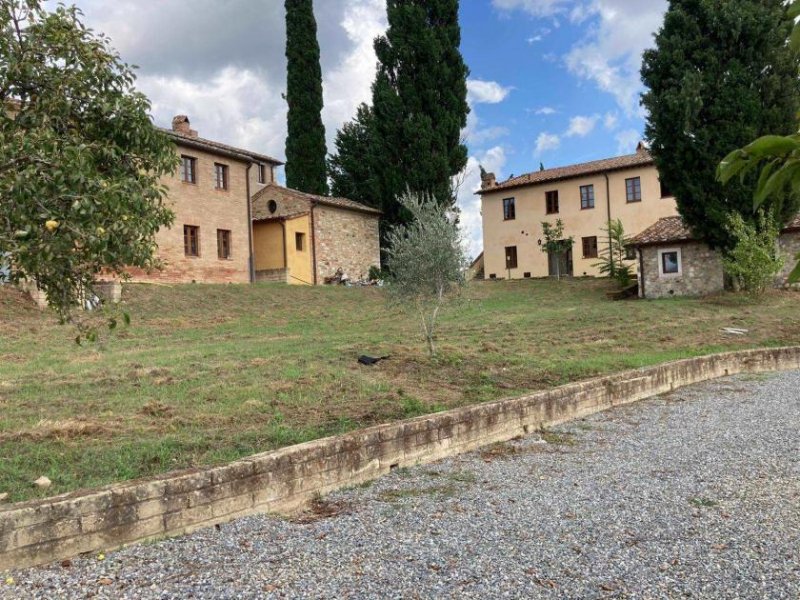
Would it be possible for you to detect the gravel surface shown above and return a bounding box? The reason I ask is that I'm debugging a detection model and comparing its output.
[3,371,800,599]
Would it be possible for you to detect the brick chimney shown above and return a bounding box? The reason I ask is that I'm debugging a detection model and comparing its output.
[636,141,648,154]
[172,115,198,138]
[480,166,497,190]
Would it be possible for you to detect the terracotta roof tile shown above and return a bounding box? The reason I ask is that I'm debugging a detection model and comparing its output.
[251,184,382,219]
[630,216,696,247]
[160,129,283,165]
[481,148,654,194]
[631,213,800,246]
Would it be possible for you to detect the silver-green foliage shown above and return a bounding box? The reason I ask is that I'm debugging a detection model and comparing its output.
[385,192,467,356]
[594,219,634,288]
[722,212,784,296]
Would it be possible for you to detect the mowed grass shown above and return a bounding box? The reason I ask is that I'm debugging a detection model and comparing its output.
[1,279,798,502]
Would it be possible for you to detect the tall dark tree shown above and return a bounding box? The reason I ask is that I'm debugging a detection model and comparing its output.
[328,103,378,206]
[284,0,328,195]
[329,0,470,242]
[641,0,800,250]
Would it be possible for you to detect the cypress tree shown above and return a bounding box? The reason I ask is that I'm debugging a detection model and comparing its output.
[329,0,470,241]
[284,0,329,195]
[641,0,800,250]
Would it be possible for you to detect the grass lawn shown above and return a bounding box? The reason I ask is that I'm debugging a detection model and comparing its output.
[1,279,798,502]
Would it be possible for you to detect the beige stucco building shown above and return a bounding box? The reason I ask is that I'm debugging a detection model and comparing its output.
[479,144,679,279]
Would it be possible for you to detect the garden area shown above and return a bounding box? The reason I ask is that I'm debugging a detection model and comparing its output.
[1,279,799,502]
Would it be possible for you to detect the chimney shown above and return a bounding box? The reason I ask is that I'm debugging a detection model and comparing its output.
[480,166,497,190]
[636,141,648,154]
[172,115,198,138]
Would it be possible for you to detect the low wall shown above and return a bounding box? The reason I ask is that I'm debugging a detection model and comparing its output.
[2,346,799,571]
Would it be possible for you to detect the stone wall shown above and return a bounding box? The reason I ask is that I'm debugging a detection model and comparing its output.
[640,242,725,299]
[778,230,800,287]
[313,205,381,282]
[2,346,799,571]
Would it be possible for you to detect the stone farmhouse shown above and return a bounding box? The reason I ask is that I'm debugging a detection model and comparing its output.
[630,214,800,299]
[479,144,678,280]
[128,115,381,285]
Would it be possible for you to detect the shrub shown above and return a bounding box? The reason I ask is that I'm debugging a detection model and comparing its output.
[722,212,784,296]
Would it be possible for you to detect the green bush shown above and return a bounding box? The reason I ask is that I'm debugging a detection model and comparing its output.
[722,212,784,296]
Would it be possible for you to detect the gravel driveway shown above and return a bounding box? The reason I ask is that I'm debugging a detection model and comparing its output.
[4,371,800,599]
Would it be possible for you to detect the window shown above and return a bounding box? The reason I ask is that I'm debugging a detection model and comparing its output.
[503,197,516,221]
[545,190,559,214]
[180,156,197,184]
[214,163,229,190]
[257,163,266,184]
[626,177,642,202]
[582,236,598,259]
[268,199,278,214]
[217,229,231,259]
[184,225,199,257]
[580,185,595,210]
[625,246,637,261]
[659,248,681,276]
[659,178,672,198]
[505,246,518,269]
[295,232,306,252]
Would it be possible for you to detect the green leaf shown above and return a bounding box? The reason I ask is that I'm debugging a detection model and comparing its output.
[742,135,800,158]
[788,0,800,19]
[790,255,800,284]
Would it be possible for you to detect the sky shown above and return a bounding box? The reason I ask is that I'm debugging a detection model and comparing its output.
[69,0,669,258]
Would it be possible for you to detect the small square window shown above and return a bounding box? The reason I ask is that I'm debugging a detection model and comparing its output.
[505,246,518,269]
[180,156,197,184]
[523,272,531,278]
[582,236,598,259]
[503,197,516,221]
[295,232,306,252]
[626,177,642,202]
[580,185,595,209]
[625,246,637,261]
[545,190,559,214]
[184,225,199,257]
[217,229,231,259]
[214,163,229,190]
[659,178,672,198]
[659,248,681,276]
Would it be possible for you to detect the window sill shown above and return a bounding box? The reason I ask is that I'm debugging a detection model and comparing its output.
[580,206,595,211]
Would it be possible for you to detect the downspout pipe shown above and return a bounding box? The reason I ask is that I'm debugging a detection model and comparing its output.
[245,163,255,283]
[603,172,613,272]
[310,201,318,285]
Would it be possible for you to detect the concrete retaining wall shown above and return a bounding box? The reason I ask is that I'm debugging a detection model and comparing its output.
[2,346,799,571]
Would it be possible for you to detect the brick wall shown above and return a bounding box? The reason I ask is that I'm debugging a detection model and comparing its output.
[313,205,381,282]
[2,346,799,571]
[640,242,725,299]
[129,146,251,284]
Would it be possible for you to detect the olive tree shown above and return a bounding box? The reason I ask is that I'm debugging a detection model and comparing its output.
[385,192,467,357]
[0,1,178,330]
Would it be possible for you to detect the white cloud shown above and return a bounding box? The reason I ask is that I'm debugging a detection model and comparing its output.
[455,146,507,259]
[565,115,599,137]
[535,132,561,155]
[534,106,557,115]
[527,35,543,43]
[615,129,641,154]
[564,0,668,117]
[72,0,387,169]
[603,112,619,130]
[467,79,513,104]
[492,0,571,18]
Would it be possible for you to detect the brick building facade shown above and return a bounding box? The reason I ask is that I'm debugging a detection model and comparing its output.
[251,184,381,285]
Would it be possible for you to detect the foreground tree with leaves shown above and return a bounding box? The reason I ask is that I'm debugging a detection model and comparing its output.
[718,1,800,284]
[594,219,634,289]
[540,220,573,281]
[385,192,466,357]
[0,1,177,328]
[641,0,800,251]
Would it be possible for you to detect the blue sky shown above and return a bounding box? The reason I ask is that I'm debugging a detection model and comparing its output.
[71,0,669,257]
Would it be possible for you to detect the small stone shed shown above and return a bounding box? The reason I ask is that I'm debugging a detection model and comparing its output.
[251,184,381,285]
[630,214,800,299]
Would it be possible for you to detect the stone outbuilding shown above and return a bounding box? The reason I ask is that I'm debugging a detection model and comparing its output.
[630,214,800,299]
[251,184,381,285]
